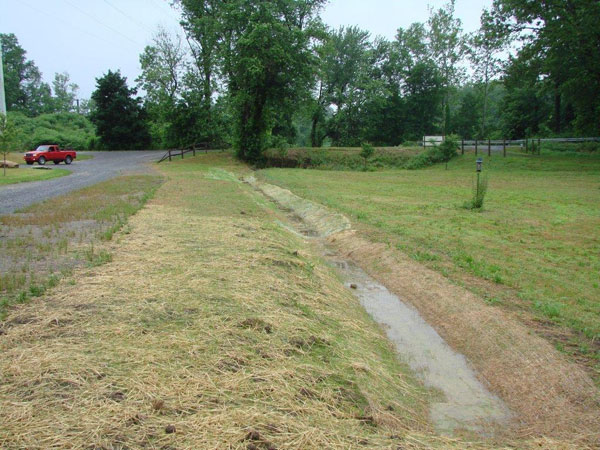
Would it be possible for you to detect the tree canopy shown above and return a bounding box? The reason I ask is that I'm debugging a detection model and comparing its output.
[90,70,150,150]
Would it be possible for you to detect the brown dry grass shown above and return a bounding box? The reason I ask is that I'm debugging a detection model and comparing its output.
[327,230,600,446]
[0,154,478,449]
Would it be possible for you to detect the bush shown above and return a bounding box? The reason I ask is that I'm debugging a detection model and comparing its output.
[405,147,445,169]
[438,135,459,168]
[8,111,97,150]
[360,142,375,169]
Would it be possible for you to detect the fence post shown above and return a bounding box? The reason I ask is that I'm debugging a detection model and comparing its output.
[503,139,506,157]
[168,150,172,162]
[488,139,491,156]
[475,140,478,155]
[193,147,196,157]
[538,138,541,155]
[525,138,528,153]
[181,149,184,159]
[461,139,464,155]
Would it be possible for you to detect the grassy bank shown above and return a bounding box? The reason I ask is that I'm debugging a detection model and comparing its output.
[0,175,163,318]
[0,153,461,449]
[263,146,422,170]
[259,151,600,378]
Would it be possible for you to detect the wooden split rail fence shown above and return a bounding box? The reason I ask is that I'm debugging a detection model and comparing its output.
[158,142,225,163]
[459,137,599,157]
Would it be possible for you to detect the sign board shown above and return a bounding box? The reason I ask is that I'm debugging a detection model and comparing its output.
[423,136,444,147]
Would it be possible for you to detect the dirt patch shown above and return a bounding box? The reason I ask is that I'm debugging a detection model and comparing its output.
[328,230,600,444]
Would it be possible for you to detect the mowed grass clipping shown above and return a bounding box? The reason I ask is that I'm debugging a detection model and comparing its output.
[0,174,163,319]
[259,151,600,377]
[0,153,473,449]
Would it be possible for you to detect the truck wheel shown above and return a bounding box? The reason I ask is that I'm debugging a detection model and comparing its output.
[38,156,46,165]
[65,156,72,165]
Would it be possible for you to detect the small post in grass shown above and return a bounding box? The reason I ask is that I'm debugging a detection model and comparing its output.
[488,139,491,156]
[476,157,483,201]
[503,139,506,157]
[461,139,464,155]
[475,139,478,155]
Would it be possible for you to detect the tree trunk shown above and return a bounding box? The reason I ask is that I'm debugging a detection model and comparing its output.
[310,113,320,148]
[554,82,561,134]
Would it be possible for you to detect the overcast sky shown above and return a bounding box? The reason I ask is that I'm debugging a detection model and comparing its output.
[1,0,492,99]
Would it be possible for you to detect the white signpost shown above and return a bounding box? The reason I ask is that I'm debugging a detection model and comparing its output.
[423,135,444,147]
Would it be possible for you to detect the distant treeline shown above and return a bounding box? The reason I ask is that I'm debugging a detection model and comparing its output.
[2,0,599,156]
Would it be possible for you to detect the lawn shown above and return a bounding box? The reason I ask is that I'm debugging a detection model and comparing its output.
[0,153,450,449]
[0,152,94,186]
[259,150,600,375]
[0,167,70,185]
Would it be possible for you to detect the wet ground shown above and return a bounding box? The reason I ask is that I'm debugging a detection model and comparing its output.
[245,174,514,435]
[326,256,512,434]
[0,151,162,215]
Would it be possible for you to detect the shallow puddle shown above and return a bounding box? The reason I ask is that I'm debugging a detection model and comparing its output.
[328,256,512,434]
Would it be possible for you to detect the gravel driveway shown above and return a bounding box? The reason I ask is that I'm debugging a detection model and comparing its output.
[0,151,163,215]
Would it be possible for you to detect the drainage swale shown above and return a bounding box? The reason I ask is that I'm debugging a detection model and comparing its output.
[329,258,513,434]
[244,175,513,435]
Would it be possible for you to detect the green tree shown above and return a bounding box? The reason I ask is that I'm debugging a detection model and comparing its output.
[468,9,508,138]
[492,0,600,135]
[427,0,466,135]
[178,0,326,163]
[137,28,187,147]
[359,142,374,169]
[404,61,444,140]
[0,33,53,116]
[438,134,459,169]
[90,70,150,150]
[52,72,79,113]
[0,114,19,176]
[451,87,482,138]
[314,26,373,147]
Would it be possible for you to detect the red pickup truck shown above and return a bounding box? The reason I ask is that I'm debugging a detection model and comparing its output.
[24,145,77,165]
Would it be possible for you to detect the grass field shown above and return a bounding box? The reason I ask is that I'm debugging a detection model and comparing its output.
[259,150,600,378]
[0,152,94,186]
[0,153,463,449]
[1,152,597,447]
[0,167,70,185]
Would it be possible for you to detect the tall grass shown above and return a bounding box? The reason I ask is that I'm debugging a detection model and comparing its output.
[465,173,489,210]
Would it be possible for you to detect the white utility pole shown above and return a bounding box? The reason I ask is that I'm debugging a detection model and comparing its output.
[0,44,6,115]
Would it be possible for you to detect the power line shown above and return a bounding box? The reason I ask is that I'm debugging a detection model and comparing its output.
[19,0,134,50]
[61,0,143,47]
[148,0,183,25]
[102,0,155,35]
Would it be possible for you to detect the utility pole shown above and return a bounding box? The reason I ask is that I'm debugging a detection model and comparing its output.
[0,44,6,115]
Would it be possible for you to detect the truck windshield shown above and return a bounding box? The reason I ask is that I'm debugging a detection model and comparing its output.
[36,145,51,151]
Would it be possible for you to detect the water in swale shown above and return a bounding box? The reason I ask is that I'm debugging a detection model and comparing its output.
[328,257,512,435]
